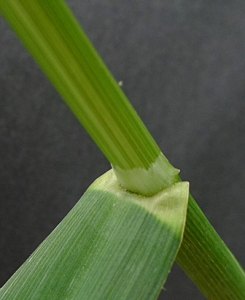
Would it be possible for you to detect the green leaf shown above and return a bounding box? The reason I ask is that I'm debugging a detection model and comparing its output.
[0,171,189,300]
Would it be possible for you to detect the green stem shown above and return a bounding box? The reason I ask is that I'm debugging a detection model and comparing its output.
[177,193,245,299]
[0,0,178,195]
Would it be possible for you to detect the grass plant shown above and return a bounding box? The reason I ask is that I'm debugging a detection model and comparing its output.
[0,0,245,299]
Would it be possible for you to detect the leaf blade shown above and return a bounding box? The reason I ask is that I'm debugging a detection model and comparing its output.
[0,171,189,300]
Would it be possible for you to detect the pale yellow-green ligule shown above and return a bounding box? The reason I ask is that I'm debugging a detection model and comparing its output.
[112,152,179,195]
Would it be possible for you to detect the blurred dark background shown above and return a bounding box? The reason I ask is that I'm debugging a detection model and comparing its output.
[1,1,245,299]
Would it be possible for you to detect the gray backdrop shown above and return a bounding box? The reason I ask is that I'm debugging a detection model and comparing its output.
[1,1,245,299]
